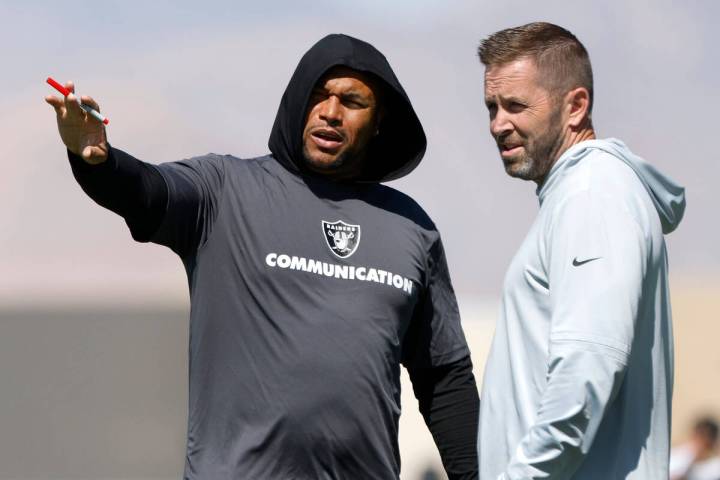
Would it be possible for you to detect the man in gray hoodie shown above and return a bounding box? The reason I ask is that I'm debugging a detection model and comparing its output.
[476,22,685,479]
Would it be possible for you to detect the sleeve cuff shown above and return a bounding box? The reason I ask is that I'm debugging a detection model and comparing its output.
[67,144,118,173]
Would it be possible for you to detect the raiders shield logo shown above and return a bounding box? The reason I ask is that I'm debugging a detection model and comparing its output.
[322,220,361,258]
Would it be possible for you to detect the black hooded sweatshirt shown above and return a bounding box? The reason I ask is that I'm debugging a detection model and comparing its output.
[67,34,478,479]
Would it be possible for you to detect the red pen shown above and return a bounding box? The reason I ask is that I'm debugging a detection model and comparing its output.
[47,76,109,125]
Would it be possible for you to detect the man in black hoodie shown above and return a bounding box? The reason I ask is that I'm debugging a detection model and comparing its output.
[46,34,478,479]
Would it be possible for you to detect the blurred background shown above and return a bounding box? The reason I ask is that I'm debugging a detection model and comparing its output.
[1,0,718,478]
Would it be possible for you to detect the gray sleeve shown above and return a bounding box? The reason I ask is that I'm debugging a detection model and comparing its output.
[402,235,470,370]
[150,154,226,257]
[502,190,647,480]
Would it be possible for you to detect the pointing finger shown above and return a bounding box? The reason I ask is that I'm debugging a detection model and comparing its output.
[45,94,64,113]
[63,81,80,113]
[65,92,83,115]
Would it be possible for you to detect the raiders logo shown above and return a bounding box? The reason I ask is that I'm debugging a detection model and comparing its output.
[322,220,361,259]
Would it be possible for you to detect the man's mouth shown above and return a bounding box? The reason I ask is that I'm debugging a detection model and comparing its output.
[311,128,345,151]
[499,142,523,157]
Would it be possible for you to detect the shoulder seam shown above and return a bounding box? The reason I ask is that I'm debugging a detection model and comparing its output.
[194,155,228,257]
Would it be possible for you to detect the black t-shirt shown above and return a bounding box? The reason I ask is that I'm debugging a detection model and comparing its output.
[148,152,469,479]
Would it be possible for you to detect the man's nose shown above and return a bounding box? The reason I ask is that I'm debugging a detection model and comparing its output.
[490,109,512,138]
[319,96,342,125]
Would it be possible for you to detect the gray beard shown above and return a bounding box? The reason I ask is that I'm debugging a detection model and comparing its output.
[506,108,564,182]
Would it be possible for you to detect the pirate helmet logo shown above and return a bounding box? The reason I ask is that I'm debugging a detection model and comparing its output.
[322,220,361,258]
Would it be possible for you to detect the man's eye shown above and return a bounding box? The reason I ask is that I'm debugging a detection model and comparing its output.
[310,91,327,101]
[508,102,526,112]
[342,98,366,109]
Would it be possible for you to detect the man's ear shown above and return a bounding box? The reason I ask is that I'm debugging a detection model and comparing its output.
[565,87,591,129]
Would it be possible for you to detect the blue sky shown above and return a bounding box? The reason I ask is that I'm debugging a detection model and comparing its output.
[1,0,718,306]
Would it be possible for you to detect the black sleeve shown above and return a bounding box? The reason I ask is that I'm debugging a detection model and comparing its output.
[69,146,225,257]
[401,236,470,370]
[68,146,167,242]
[408,355,479,480]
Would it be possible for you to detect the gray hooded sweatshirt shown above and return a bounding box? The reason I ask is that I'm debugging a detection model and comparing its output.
[478,138,686,479]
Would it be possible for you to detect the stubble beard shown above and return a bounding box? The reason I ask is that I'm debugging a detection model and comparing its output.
[504,108,564,182]
[303,143,351,171]
[302,141,367,179]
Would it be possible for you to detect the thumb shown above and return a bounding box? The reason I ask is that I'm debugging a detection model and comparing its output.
[82,145,108,165]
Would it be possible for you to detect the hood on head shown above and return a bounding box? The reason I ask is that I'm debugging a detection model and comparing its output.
[573,139,686,234]
[268,33,427,183]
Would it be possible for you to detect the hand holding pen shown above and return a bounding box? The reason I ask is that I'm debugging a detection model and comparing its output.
[45,78,109,165]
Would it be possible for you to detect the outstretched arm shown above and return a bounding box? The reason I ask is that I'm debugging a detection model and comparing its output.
[67,147,167,242]
[46,80,167,241]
